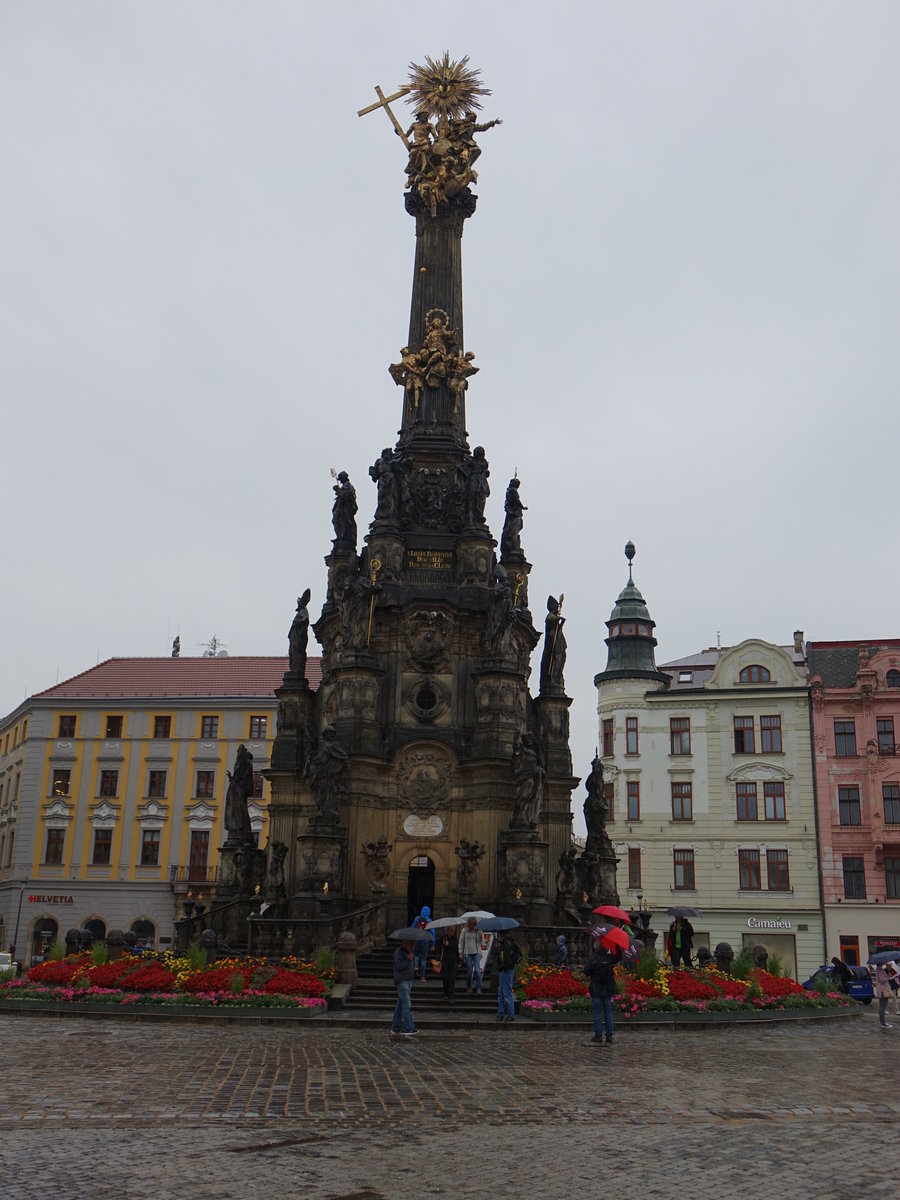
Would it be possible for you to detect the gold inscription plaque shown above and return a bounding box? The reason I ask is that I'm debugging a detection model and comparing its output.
[407,549,452,570]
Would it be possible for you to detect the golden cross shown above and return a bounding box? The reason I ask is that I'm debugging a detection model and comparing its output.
[357,84,412,148]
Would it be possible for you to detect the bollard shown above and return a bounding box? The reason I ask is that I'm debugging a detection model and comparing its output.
[199,928,218,965]
[106,929,125,962]
[334,931,358,986]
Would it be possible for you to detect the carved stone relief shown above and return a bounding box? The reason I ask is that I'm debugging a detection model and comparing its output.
[396,747,453,812]
[404,610,452,672]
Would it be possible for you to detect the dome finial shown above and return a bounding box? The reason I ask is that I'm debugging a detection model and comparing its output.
[624,540,636,583]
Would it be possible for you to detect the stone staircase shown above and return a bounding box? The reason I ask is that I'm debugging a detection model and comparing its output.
[345,943,499,1014]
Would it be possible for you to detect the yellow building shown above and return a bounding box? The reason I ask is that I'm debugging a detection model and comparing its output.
[0,655,318,964]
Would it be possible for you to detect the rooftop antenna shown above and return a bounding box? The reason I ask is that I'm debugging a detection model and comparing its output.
[199,635,227,658]
[716,630,722,651]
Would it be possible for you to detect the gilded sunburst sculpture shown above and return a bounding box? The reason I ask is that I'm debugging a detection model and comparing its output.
[406,53,490,119]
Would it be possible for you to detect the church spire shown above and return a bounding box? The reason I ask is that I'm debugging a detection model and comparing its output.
[594,542,670,686]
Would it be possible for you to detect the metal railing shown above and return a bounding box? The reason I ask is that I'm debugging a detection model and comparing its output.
[169,866,220,884]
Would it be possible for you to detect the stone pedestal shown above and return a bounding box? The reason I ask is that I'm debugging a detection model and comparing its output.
[498,829,548,904]
[296,822,347,894]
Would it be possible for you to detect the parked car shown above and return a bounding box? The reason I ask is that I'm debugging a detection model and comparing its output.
[802,963,873,1003]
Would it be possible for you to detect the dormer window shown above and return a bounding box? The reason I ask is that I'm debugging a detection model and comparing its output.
[678,671,693,684]
[739,665,771,683]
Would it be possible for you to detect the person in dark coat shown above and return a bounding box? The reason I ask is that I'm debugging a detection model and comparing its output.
[390,940,417,1036]
[438,930,459,1001]
[584,937,623,1044]
[666,917,694,969]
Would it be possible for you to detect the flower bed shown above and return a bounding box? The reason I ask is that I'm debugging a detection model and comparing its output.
[517,961,848,1019]
[0,951,331,1010]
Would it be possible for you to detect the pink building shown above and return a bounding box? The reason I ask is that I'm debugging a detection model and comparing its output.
[807,640,900,964]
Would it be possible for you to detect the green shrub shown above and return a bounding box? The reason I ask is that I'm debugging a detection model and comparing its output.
[91,943,109,966]
[746,977,763,1001]
[316,947,335,976]
[766,952,784,978]
[633,948,659,981]
[185,944,208,971]
[812,972,833,996]
[46,942,66,962]
[0,968,14,983]
[230,971,245,995]
[731,950,753,980]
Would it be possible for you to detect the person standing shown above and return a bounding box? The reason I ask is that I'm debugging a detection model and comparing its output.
[584,936,623,1044]
[667,917,694,970]
[556,934,569,969]
[438,930,459,1002]
[494,930,521,1021]
[459,917,483,994]
[391,939,418,1037]
[874,963,894,1030]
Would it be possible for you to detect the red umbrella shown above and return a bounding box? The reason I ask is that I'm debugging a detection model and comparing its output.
[592,905,630,923]
[599,926,631,952]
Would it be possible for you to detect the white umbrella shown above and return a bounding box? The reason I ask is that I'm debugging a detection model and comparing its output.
[425,916,464,930]
[458,910,494,921]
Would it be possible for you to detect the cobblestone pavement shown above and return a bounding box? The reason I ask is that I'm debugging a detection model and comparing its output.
[0,1008,897,1200]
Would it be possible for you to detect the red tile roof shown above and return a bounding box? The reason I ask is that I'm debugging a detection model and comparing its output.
[34,657,321,700]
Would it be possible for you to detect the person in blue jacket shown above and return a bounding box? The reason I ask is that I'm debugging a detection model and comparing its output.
[411,905,435,981]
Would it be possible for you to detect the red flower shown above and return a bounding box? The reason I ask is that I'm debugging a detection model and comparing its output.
[523,970,588,1001]
[665,972,718,1001]
[28,957,89,985]
[89,960,137,989]
[180,967,248,994]
[262,970,327,997]
[120,963,176,993]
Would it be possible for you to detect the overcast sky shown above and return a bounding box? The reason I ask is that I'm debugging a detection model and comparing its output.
[3,3,899,823]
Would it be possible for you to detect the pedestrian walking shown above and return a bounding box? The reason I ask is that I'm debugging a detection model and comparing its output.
[459,917,483,994]
[437,930,459,1002]
[493,929,521,1021]
[411,905,434,980]
[584,935,623,1044]
[874,963,894,1030]
[391,939,418,1037]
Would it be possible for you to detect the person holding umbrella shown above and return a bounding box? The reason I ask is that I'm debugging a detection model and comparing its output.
[874,962,895,1030]
[666,916,694,969]
[437,929,460,1002]
[584,929,625,1044]
[459,916,484,994]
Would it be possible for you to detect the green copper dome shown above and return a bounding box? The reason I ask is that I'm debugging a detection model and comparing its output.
[594,542,670,686]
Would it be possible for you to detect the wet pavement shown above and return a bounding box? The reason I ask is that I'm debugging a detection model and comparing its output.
[0,1007,897,1199]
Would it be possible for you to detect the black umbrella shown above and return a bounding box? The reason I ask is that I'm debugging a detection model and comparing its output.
[389,927,431,942]
[868,949,900,966]
[666,906,703,919]
[477,916,520,932]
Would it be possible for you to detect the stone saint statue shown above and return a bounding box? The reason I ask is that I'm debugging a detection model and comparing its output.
[288,589,311,676]
[308,726,349,822]
[341,560,375,651]
[267,841,288,896]
[370,448,400,524]
[224,744,254,840]
[484,563,513,654]
[361,836,392,892]
[583,754,610,855]
[556,848,578,899]
[500,477,527,557]
[455,838,485,892]
[459,446,490,526]
[512,733,544,827]
[331,471,357,549]
[540,594,567,693]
